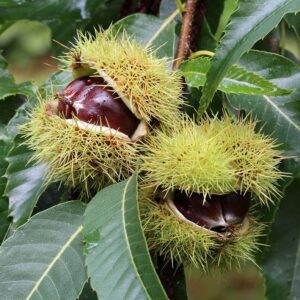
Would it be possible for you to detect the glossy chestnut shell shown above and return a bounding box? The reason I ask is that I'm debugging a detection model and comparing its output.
[57,76,140,137]
[173,190,251,233]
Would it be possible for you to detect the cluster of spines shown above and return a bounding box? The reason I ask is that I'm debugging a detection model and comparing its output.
[140,118,237,199]
[21,96,138,195]
[198,114,285,204]
[59,28,183,128]
[209,218,264,270]
[141,115,284,204]
[22,26,285,272]
[139,189,264,271]
[139,190,216,270]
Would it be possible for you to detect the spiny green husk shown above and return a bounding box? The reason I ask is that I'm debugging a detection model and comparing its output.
[60,28,183,126]
[139,191,264,271]
[141,115,285,203]
[22,27,185,194]
[199,115,285,203]
[140,118,237,198]
[21,98,138,194]
[210,219,264,270]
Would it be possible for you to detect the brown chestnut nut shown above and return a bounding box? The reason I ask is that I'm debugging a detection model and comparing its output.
[57,76,140,137]
[221,192,251,225]
[173,190,251,233]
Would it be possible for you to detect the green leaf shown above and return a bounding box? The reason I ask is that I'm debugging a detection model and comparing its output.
[86,0,125,29]
[0,95,25,126]
[0,96,28,242]
[199,0,300,116]
[5,101,32,140]
[181,56,291,96]
[0,201,87,299]
[114,12,177,59]
[5,135,47,227]
[1,71,72,228]
[205,0,225,35]
[285,12,300,39]
[0,0,88,51]
[262,178,300,300]
[0,0,134,55]
[226,50,300,175]
[197,18,217,52]
[0,139,10,243]
[0,55,32,100]
[214,0,238,40]
[84,174,168,300]
[159,0,178,19]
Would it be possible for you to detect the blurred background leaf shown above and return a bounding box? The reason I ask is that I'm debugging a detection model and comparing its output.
[0,55,32,99]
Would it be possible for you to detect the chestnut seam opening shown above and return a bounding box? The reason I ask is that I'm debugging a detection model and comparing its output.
[165,192,223,237]
[97,69,142,119]
[165,191,250,237]
[64,118,148,142]
[54,73,149,141]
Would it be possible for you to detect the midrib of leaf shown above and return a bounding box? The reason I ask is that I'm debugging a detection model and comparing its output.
[181,56,291,96]
[145,8,180,48]
[263,95,300,132]
[199,0,300,115]
[121,176,151,299]
[25,224,84,300]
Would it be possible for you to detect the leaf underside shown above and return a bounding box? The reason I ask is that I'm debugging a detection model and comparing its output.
[84,174,168,300]
[0,201,87,300]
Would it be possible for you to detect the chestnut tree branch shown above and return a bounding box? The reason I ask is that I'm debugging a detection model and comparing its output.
[173,0,198,70]
[173,0,207,70]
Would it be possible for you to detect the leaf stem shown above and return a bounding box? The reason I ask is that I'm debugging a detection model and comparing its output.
[280,20,286,56]
[189,50,215,58]
[175,0,185,13]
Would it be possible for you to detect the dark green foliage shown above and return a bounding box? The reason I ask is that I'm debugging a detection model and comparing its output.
[0,1,300,299]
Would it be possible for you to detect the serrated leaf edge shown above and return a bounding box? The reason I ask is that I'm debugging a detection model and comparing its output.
[181,57,292,96]
[263,95,300,132]
[198,0,300,116]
